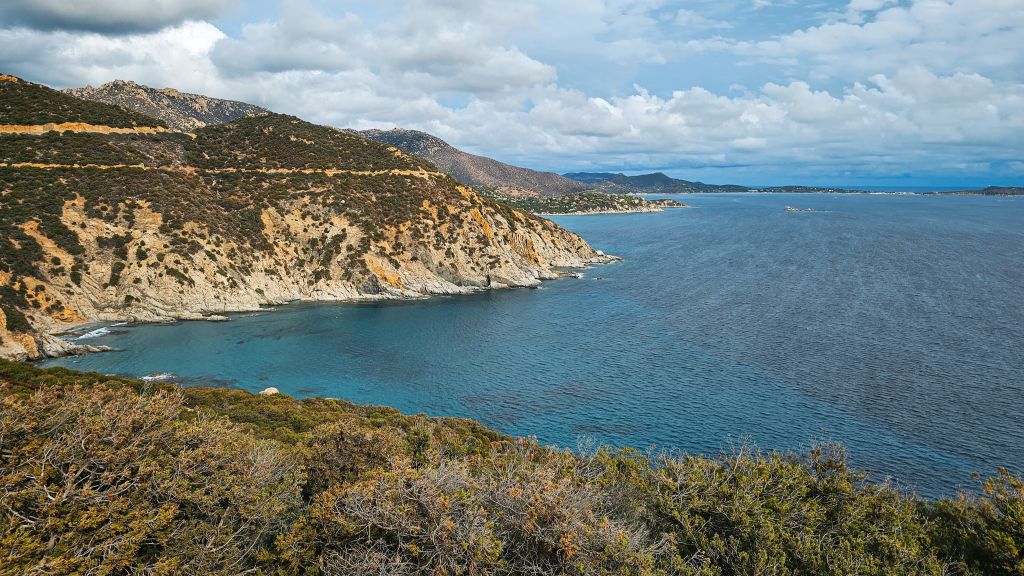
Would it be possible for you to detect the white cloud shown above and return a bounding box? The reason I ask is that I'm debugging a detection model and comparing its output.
[210,0,555,93]
[0,22,226,91]
[211,2,362,75]
[0,0,1021,183]
[722,0,1024,81]
[674,9,732,30]
[0,0,236,34]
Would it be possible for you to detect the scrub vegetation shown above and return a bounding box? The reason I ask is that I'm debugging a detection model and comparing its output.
[1,359,1021,576]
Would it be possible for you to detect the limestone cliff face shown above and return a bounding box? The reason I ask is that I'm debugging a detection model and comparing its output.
[0,76,613,361]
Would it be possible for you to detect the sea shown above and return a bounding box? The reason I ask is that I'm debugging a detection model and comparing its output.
[40,193,1024,497]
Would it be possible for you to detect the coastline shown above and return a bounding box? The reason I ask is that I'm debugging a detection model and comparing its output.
[538,204,691,216]
[644,190,1024,197]
[26,256,619,362]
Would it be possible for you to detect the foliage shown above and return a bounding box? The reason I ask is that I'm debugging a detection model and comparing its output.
[0,383,302,575]
[925,469,1024,575]
[0,75,165,128]
[0,359,1022,575]
[184,114,434,172]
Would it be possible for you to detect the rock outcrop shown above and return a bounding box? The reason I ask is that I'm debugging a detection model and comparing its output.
[65,80,268,132]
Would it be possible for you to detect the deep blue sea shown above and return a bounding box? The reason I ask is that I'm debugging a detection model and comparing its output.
[41,194,1024,497]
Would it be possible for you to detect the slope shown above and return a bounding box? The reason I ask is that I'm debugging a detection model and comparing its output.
[361,128,590,197]
[65,79,268,132]
[0,74,612,360]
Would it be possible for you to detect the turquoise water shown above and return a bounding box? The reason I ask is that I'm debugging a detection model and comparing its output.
[42,194,1024,496]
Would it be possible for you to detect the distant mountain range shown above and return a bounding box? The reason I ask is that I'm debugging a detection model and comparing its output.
[65,80,268,132]
[565,172,1023,196]
[564,172,749,194]
[358,129,588,198]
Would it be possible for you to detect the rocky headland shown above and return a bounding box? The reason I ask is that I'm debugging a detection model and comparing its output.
[0,75,615,361]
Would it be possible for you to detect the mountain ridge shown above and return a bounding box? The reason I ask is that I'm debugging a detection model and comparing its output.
[359,128,590,197]
[564,171,750,193]
[63,80,596,198]
[64,79,268,132]
[564,172,1024,195]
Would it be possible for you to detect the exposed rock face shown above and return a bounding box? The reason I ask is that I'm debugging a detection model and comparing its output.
[360,129,590,198]
[0,76,615,361]
[65,80,268,132]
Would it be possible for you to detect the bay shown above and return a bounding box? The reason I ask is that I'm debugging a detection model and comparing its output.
[42,193,1024,496]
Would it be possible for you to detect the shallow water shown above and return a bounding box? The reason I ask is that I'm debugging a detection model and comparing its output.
[42,194,1024,496]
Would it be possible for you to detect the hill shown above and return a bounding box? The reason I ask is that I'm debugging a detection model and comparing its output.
[0,74,612,360]
[564,172,1024,196]
[360,128,590,197]
[65,79,268,132]
[564,171,750,193]
[959,186,1024,196]
[57,82,686,208]
[2,358,1021,575]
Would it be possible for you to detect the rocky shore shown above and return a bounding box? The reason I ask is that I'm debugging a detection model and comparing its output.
[0,208,614,358]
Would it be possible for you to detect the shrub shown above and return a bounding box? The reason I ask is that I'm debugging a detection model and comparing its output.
[0,360,1022,575]
[0,382,303,575]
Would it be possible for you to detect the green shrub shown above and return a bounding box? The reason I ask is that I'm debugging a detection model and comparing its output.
[0,360,1021,575]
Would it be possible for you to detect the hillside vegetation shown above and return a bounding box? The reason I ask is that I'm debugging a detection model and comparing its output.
[1,359,1021,576]
[0,74,166,129]
[0,75,610,360]
[65,79,268,132]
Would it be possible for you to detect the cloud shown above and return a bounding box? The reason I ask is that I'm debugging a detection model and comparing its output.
[210,0,555,93]
[0,0,1020,184]
[0,0,237,34]
[714,0,1024,81]
[211,2,362,76]
[674,9,732,30]
[440,68,1024,179]
[0,21,226,90]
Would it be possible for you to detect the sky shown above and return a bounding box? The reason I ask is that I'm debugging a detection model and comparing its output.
[1,0,1022,187]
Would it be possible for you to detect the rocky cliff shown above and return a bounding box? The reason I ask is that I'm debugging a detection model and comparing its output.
[0,75,613,360]
[65,80,268,132]
[360,128,590,198]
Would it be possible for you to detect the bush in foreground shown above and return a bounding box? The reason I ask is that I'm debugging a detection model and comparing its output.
[0,359,1021,575]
